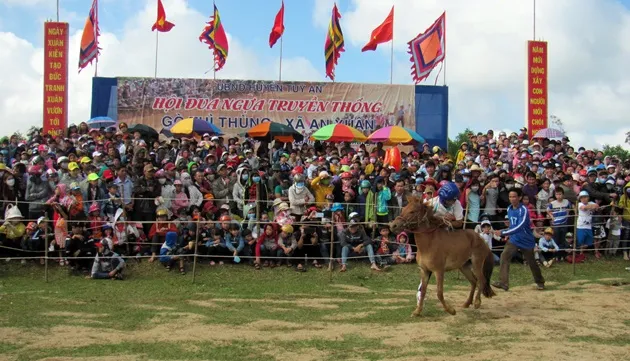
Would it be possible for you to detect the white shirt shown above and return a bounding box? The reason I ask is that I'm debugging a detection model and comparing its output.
[577,202,595,229]
[427,196,464,221]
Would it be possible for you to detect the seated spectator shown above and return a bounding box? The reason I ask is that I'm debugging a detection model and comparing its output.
[89,240,125,280]
[536,228,560,267]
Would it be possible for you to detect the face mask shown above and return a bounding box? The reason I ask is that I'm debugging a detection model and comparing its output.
[506,184,514,190]
[248,213,255,220]
[252,176,261,183]
[617,180,625,186]
[463,177,470,183]
[626,189,630,194]
[296,182,305,188]
[606,184,614,190]
[321,179,330,185]
[370,158,376,164]
[6,179,15,187]
[331,159,339,165]
[241,174,249,181]
[158,178,166,185]
[470,186,479,192]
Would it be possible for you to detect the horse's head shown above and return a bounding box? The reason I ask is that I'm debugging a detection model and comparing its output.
[390,195,430,233]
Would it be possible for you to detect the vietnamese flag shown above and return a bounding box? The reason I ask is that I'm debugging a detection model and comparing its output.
[152,0,175,32]
[361,6,394,52]
[269,1,285,48]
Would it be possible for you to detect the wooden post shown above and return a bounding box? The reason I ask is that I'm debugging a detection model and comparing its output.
[572,200,578,276]
[192,218,201,283]
[44,221,49,282]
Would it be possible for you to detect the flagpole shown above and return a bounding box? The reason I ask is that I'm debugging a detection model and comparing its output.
[94,0,99,77]
[390,6,394,84]
[442,12,447,86]
[533,0,536,39]
[390,38,394,84]
[279,35,283,82]
[56,0,59,21]
[154,31,159,78]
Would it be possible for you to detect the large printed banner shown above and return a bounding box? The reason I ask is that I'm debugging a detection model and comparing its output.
[43,22,69,137]
[116,78,415,138]
[526,41,548,139]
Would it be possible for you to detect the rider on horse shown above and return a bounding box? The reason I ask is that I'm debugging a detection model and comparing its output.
[426,181,465,229]
[416,181,466,305]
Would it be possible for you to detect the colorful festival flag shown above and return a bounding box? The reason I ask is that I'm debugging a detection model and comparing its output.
[407,12,446,83]
[269,1,285,48]
[361,6,394,52]
[152,0,175,32]
[324,3,345,81]
[78,0,100,72]
[199,4,229,72]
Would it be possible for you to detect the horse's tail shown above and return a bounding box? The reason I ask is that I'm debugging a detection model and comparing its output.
[482,248,496,298]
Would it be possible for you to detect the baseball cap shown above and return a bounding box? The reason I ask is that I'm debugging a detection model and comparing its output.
[87,173,99,182]
[68,162,79,171]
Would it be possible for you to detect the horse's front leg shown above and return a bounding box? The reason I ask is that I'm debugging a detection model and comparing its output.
[435,270,456,315]
[412,267,431,317]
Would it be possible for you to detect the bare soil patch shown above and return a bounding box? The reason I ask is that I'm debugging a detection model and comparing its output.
[330,284,372,293]
[3,283,630,360]
[42,312,107,319]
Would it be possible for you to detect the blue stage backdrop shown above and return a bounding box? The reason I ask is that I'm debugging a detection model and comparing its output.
[415,85,448,151]
[91,77,448,149]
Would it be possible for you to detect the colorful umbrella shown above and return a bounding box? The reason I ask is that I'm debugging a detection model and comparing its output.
[87,116,116,129]
[170,118,224,137]
[367,126,425,145]
[532,128,564,139]
[242,122,303,142]
[310,124,367,143]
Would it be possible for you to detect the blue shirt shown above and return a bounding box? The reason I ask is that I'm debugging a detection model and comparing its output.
[502,204,535,249]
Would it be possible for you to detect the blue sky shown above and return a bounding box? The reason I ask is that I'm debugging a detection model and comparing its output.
[0,0,405,85]
[3,0,630,148]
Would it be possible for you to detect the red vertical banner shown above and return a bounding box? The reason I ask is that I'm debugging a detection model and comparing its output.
[43,22,69,137]
[526,41,548,139]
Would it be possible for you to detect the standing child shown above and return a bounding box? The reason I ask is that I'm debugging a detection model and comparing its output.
[476,220,500,264]
[576,191,599,258]
[606,205,622,257]
[375,225,395,266]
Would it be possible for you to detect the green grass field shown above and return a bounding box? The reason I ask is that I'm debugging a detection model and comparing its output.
[0,258,629,361]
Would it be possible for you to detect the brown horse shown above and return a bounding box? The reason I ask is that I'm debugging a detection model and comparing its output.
[390,196,495,317]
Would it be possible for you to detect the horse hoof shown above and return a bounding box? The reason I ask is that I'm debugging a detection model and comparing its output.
[445,307,456,315]
[473,301,481,309]
[411,309,422,317]
[462,302,471,309]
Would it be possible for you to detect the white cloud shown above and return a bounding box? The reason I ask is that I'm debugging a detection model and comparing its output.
[312,0,630,149]
[0,0,320,134]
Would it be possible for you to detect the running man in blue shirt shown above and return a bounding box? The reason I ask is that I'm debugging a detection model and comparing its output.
[492,188,545,291]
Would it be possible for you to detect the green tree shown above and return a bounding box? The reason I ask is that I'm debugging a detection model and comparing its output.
[597,144,630,161]
[447,128,474,158]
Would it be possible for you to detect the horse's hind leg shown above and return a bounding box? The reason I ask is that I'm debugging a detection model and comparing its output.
[459,263,477,309]
[435,270,456,315]
[412,268,431,317]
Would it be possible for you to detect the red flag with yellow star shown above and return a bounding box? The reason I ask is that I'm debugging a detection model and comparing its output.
[152,0,175,32]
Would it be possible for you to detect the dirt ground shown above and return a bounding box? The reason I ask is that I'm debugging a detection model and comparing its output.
[2,280,630,361]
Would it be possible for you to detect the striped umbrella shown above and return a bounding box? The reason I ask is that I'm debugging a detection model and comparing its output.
[310,124,367,143]
[532,128,564,139]
[170,118,224,137]
[367,126,425,145]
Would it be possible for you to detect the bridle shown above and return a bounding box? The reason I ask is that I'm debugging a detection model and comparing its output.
[396,204,431,231]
